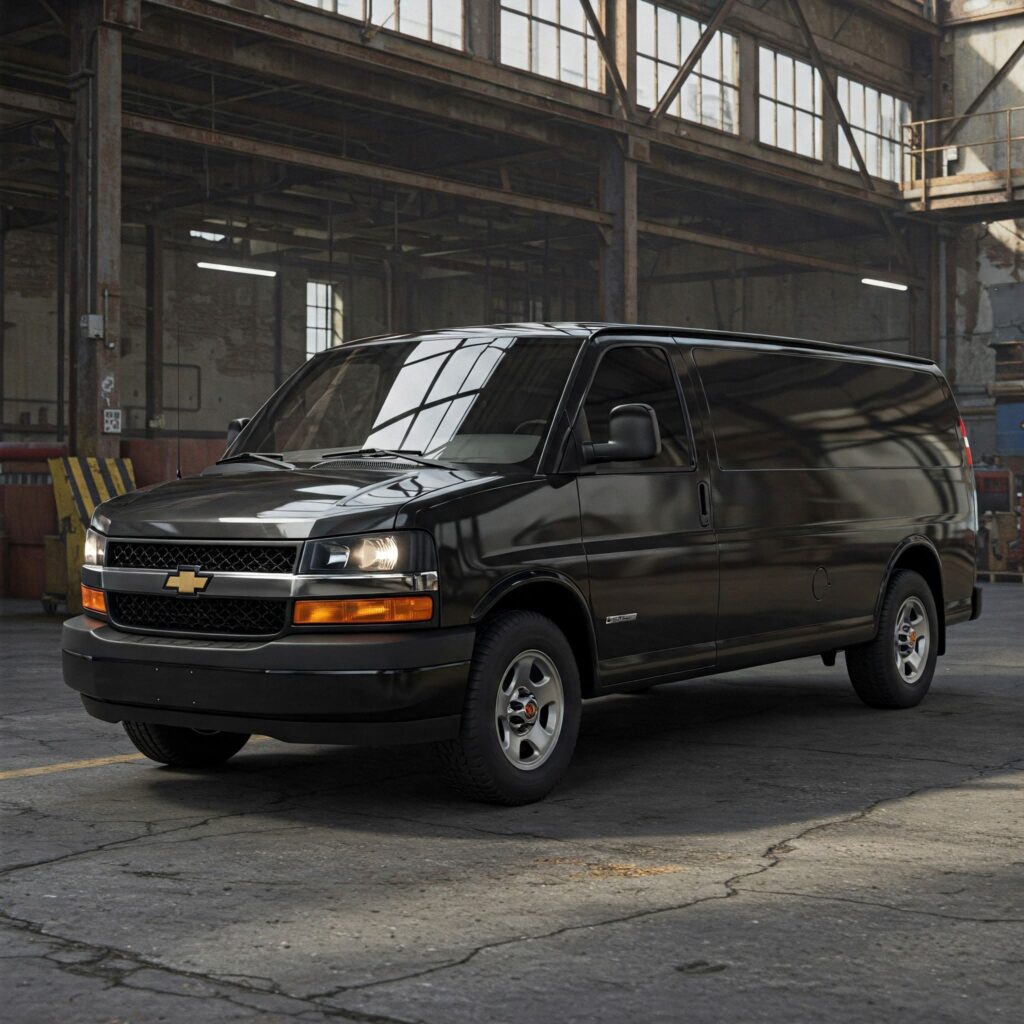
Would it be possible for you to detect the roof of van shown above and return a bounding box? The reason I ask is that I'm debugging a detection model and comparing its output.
[342,323,939,368]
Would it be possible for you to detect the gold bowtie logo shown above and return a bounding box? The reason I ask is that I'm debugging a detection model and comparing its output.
[164,567,211,595]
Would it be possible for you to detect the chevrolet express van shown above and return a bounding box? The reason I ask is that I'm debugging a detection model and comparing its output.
[63,324,981,804]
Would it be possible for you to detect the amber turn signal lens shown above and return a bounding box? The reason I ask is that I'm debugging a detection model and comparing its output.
[81,584,108,615]
[293,595,433,625]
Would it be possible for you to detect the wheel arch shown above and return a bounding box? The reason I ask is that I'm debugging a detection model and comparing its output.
[877,538,946,655]
[472,572,598,697]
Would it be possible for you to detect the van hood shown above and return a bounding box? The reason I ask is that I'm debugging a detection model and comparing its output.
[92,464,496,540]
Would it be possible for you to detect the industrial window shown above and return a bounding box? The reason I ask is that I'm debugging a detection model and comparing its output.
[294,1,463,50]
[837,77,911,184]
[306,282,344,360]
[636,1,739,133]
[500,1,603,92]
[757,46,822,159]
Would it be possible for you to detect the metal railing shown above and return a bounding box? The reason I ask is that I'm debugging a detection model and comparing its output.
[901,106,1024,209]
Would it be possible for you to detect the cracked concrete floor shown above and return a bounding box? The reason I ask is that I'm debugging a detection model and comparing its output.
[1,589,1022,1024]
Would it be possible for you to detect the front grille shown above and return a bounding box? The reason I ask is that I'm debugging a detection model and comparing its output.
[108,592,287,637]
[106,541,297,574]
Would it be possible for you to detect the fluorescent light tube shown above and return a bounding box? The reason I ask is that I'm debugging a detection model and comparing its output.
[197,262,277,277]
[861,277,908,292]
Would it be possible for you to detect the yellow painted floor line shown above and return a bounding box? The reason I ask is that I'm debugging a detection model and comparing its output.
[0,737,273,781]
[0,753,146,780]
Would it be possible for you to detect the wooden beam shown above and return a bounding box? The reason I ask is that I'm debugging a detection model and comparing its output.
[649,0,739,125]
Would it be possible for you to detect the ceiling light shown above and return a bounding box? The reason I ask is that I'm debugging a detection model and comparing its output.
[190,229,226,242]
[197,262,276,277]
[861,277,908,292]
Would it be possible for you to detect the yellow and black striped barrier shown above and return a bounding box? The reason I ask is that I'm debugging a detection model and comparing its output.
[47,457,135,613]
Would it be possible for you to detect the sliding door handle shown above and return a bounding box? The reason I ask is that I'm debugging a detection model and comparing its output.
[697,480,711,528]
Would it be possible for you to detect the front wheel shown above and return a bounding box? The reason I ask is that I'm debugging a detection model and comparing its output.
[845,569,938,709]
[436,611,581,805]
[123,722,250,767]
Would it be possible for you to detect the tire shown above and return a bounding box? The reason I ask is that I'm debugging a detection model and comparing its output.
[846,569,939,709]
[123,721,250,768]
[436,610,581,805]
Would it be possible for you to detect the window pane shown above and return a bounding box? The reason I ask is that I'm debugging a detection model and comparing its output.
[587,36,602,91]
[795,60,812,108]
[637,54,656,109]
[400,0,429,39]
[759,47,774,99]
[681,75,699,122]
[680,16,699,60]
[560,27,584,87]
[865,87,879,134]
[433,2,463,48]
[722,86,738,134]
[638,2,655,56]
[850,82,864,126]
[759,96,775,145]
[535,0,558,22]
[338,0,364,17]
[501,10,529,69]
[657,6,678,62]
[796,109,813,157]
[721,34,736,84]
[701,34,720,79]
[534,18,558,79]
[777,56,793,103]
[702,79,723,130]
[561,0,584,33]
[777,105,793,150]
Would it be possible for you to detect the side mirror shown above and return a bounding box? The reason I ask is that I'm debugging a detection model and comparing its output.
[226,417,250,445]
[584,403,661,463]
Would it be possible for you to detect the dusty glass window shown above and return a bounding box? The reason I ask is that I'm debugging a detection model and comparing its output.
[500,1,603,92]
[294,1,463,50]
[306,282,344,360]
[757,45,822,159]
[636,1,739,133]
[837,77,911,183]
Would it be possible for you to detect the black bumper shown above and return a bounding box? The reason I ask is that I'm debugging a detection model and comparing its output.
[62,615,474,745]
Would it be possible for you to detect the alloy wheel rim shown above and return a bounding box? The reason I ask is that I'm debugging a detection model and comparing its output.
[894,596,930,684]
[494,649,564,771]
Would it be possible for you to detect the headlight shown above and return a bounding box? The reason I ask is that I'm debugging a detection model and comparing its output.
[84,528,107,566]
[299,532,436,575]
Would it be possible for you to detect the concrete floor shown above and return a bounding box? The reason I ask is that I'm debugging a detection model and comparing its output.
[1,588,1022,1024]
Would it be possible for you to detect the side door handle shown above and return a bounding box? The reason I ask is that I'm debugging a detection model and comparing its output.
[697,480,712,528]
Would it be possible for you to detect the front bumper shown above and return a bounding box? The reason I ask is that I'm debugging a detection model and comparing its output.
[62,615,474,745]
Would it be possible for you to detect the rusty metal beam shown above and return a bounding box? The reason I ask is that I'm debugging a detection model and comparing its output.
[578,0,633,117]
[638,219,922,287]
[0,87,74,121]
[123,113,611,226]
[944,38,1024,144]
[649,0,739,124]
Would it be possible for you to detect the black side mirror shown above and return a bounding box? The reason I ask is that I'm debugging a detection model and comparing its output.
[584,403,661,463]
[226,417,250,445]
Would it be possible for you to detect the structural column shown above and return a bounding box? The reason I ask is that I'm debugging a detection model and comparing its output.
[599,144,638,322]
[69,1,123,457]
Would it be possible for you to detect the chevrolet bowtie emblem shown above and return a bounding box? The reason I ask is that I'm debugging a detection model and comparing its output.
[164,566,212,596]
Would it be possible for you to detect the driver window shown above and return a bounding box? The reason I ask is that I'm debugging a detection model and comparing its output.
[582,346,693,470]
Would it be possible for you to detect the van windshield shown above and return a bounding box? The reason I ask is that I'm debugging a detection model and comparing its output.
[237,334,580,467]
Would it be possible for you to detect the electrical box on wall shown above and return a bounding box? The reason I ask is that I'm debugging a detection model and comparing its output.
[103,409,123,434]
[80,314,104,340]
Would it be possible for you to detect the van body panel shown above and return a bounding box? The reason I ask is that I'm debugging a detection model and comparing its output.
[61,323,978,747]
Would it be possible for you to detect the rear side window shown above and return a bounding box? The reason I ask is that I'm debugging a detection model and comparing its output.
[694,347,960,470]
[583,346,693,469]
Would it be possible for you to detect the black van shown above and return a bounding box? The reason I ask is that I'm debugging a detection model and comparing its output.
[63,324,981,804]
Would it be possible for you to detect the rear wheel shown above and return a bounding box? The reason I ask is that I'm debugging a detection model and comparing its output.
[123,722,250,767]
[436,610,581,805]
[846,569,938,709]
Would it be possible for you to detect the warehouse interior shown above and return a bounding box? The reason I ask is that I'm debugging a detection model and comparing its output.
[1,0,1022,597]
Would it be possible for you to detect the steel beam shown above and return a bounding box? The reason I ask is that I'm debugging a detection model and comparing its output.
[0,87,74,121]
[600,146,638,321]
[69,2,122,458]
[638,219,922,288]
[123,113,611,226]
[579,0,633,118]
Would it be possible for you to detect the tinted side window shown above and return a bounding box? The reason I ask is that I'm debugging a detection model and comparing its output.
[583,346,693,469]
[694,347,960,470]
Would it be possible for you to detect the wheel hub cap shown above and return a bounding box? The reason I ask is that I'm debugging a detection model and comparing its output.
[494,650,564,771]
[894,596,929,685]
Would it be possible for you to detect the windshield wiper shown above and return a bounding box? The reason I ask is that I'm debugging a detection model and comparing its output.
[216,451,296,470]
[317,447,452,469]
